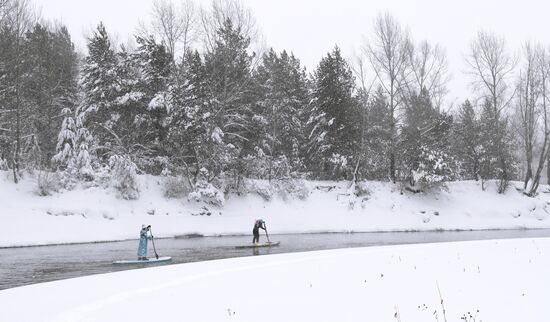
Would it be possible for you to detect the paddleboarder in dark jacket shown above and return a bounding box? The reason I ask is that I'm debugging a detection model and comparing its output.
[252,219,266,245]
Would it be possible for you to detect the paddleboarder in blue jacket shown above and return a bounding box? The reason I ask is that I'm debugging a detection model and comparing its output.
[252,219,266,245]
[138,224,152,260]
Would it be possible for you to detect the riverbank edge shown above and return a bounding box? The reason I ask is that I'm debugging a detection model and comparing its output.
[2,227,548,249]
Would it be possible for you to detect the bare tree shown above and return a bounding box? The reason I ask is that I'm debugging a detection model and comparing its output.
[198,0,265,89]
[466,31,516,118]
[364,12,411,183]
[0,0,12,24]
[143,0,197,59]
[405,40,450,110]
[350,53,376,96]
[527,46,550,195]
[466,30,516,193]
[515,43,541,190]
[199,0,259,52]
[349,53,376,181]
[0,0,36,183]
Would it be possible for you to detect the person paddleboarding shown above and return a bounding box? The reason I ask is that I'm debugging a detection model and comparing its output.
[137,224,152,260]
[113,225,172,265]
[252,219,266,245]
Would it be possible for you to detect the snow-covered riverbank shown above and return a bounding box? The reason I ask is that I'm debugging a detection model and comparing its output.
[1,238,548,322]
[2,172,550,247]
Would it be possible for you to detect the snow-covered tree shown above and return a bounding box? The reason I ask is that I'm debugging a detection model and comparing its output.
[365,13,412,183]
[0,0,37,182]
[23,24,79,168]
[359,88,392,180]
[478,98,517,191]
[466,31,516,193]
[52,105,94,186]
[109,154,140,200]
[252,49,309,178]
[452,100,482,180]
[309,46,360,179]
[115,35,173,173]
[52,107,76,167]
[401,88,454,190]
[80,22,119,151]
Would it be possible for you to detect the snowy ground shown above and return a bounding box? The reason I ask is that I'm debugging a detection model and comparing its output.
[2,171,550,247]
[0,237,548,322]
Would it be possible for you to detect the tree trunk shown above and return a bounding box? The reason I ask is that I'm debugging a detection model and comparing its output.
[523,161,532,190]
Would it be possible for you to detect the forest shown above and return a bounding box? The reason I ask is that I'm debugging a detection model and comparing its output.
[1,0,549,202]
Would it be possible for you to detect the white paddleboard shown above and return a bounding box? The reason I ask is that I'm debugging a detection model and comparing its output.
[113,256,172,265]
[235,241,281,249]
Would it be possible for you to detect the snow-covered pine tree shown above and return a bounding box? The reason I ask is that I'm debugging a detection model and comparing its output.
[52,107,76,168]
[252,49,309,179]
[401,88,454,190]
[112,35,173,173]
[23,24,79,169]
[72,110,94,180]
[165,50,209,186]
[303,96,330,178]
[109,154,140,200]
[80,22,119,151]
[133,36,172,145]
[360,88,392,180]
[52,104,94,187]
[310,46,360,179]
[478,98,517,191]
[452,100,481,180]
[201,18,255,182]
[167,48,237,197]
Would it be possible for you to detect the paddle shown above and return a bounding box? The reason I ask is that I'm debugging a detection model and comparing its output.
[149,227,159,260]
[264,224,271,243]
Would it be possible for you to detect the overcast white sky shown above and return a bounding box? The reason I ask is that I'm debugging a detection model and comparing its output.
[34,0,550,106]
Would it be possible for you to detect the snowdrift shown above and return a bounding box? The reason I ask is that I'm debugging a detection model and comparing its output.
[0,238,548,321]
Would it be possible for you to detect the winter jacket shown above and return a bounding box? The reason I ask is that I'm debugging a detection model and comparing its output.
[137,228,151,257]
[253,221,266,234]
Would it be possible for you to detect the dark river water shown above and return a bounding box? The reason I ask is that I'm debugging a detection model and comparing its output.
[1,229,550,290]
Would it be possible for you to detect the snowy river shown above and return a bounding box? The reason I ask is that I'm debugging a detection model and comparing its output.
[2,229,550,290]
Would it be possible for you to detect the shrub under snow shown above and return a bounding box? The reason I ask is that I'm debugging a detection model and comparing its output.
[245,179,310,201]
[109,155,140,200]
[35,171,60,196]
[163,176,192,199]
[188,168,225,207]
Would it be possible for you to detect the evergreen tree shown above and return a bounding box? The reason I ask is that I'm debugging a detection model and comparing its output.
[80,22,118,151]
[53,103,94,185]
[359,88,392,180]
[309,46,359,179]
[478,99,517,191]
[112,35,173,173]
[452,100,481,180]
[252,49,309,178]
[202,18,255,180]
[167,49,213,186]
[167,47,239,193]
[24,24,79,168]
[401,88,454,189]
[133,35,172,150]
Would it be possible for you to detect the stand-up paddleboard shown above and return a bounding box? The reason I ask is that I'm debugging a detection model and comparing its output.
[113,256,172,265]
[235,241,280,249]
